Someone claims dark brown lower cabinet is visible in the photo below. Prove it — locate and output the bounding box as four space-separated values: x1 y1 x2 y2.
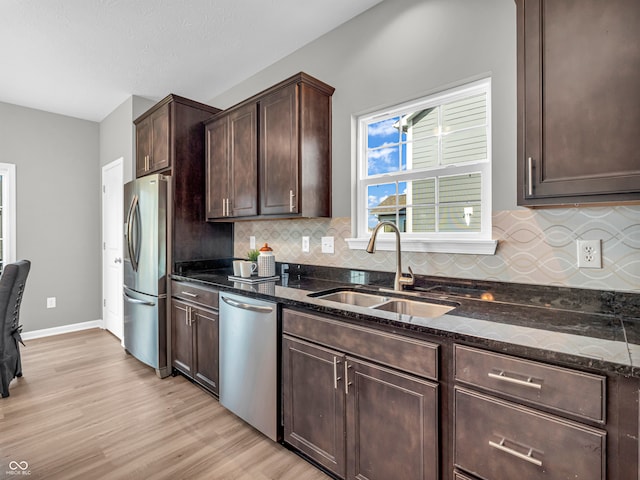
282 336 346 476
283 333 438 480
346 357 438 480
454 388 605 480
171 298 219 395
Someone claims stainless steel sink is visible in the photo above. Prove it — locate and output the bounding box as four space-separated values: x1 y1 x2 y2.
315 291 391 307
373 299 456 317
311 288 457 319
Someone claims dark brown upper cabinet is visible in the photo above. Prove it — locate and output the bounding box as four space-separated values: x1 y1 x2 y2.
135 102 170 177
205 102 258 219
134 95 234 265
134 95 219 178
205 72 334 221
517 0 640 207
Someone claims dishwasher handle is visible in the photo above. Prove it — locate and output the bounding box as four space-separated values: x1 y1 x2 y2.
221 295 274 314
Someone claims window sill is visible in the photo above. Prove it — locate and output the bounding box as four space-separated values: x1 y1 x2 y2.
345 237 498 255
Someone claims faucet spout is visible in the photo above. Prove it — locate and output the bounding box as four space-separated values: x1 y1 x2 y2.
366 221 414 291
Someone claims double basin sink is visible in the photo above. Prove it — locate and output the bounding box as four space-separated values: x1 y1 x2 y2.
309 288 459 319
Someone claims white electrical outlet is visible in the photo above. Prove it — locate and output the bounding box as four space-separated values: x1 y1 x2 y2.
47 297 56 309
577 239 602 269
249 236 256 250
302 236 310 253
321 236 334 254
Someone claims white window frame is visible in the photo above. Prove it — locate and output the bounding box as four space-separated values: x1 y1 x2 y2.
347 78 497 255
0 163 17 268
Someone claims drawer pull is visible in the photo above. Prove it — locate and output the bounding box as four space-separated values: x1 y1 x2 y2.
180 291 198 298
489 438 542 467
488 371 542 390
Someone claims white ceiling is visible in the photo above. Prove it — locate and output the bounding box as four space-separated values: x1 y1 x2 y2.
0 0 383 122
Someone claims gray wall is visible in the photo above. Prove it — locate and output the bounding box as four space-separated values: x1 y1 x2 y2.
208 0 517 216
0 101 100 332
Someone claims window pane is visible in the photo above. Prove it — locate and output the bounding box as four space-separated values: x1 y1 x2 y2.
438 203 481 232
438 173 481 232
367 182 405 231
442 93 486 131
405 179 435 233
367 182 397 229
367 145 400 175
410 136 439 169
367 117 400 149
439 173 481 203
406 178 435 205
442 126 487 165
407 205 436 233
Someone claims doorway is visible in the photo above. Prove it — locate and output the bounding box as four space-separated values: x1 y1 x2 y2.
102 158 124 341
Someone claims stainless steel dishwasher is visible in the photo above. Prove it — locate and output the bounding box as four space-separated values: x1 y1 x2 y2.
219 292 278 441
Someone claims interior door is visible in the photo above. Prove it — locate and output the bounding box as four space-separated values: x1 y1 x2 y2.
102 158 124 341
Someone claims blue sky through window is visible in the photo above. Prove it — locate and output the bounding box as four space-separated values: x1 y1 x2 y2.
366 116 409 228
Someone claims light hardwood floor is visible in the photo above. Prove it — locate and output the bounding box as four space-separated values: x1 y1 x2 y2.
0 329 330 480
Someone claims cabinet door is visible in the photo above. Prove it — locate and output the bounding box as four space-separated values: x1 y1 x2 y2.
149 104 170 173
136 104 170 177
192 307 219 395
135 117 151 178
171 300 193 375
205 116 230 219
518 0 640 205
229 103 258 217
282 336 346 478
259 83 299 215
346 357 438 480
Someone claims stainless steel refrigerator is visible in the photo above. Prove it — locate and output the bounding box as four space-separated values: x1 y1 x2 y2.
123 174 169 378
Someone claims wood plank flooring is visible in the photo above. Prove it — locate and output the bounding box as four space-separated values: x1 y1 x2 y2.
0 329 330 480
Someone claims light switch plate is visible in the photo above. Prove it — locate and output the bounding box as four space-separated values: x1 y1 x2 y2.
249 236 256 250
302 236 310 253
321 236 334 254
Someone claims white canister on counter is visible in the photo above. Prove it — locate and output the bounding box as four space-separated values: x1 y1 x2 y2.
258 243 276 277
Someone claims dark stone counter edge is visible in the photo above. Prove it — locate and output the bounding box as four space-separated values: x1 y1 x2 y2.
171 270 640 379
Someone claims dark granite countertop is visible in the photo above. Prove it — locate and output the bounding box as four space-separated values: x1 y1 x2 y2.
171 261 640 378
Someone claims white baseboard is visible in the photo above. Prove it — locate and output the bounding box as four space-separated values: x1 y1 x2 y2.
21 319 104 341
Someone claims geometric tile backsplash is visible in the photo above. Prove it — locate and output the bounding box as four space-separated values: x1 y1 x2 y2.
234 206 640 293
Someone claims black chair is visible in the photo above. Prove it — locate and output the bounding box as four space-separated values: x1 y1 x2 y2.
0 260 31 398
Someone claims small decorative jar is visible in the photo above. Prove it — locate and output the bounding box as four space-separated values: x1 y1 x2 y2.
258 243 276 277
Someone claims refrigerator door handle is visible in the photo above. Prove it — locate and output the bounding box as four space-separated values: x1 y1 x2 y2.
127 194 141 272
125 194 135 270
123 289 155 307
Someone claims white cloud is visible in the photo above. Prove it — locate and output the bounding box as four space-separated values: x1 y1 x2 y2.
368 118 398 137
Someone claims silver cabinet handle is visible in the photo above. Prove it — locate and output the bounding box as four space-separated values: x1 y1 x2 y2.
289 190 295 213
527 157 533 196
227 198 231 217
488 371 542 390
221 296 273 314
333 356 342 390
489 438 542 467
344 361 352 395
180 291 198 298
